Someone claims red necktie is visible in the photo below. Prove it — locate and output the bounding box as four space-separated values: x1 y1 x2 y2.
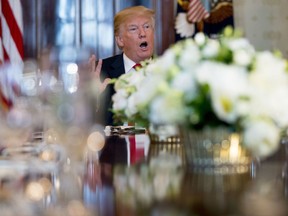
133 63 142 70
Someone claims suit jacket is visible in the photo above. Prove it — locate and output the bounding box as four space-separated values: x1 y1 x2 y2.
96 53 125 126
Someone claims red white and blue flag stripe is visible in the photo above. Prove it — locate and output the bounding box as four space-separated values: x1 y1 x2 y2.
0 0 24 65
0 0 24 111
187 0 210 23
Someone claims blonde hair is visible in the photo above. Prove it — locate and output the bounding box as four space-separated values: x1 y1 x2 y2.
114 6 155 36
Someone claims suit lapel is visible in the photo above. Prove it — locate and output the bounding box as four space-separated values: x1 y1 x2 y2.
108 54 125 79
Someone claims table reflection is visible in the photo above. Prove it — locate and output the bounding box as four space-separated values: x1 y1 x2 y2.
83 160 114 216
1 129 288 216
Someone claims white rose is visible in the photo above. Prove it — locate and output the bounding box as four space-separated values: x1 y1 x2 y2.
133 75 161 107
114 72 132 90
129 70 146 87
125 93 138 117
248 86 288 128
201 39 220 58
254 52 287 78
233 49 253 66
243 119 280 159
195 62 249 123
112 89 128 111
149 90 185 124
178 40 201 68
194 32 206 46
171 70 197 101
225 38 255 53
156 48 177 71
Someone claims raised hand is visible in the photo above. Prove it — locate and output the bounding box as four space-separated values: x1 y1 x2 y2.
89 54 111 94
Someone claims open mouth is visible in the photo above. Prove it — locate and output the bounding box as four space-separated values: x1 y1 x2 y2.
140 41 148 48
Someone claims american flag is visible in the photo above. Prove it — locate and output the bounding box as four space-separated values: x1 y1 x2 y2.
0 0 24 65
0 0 24 111
187 0 210 23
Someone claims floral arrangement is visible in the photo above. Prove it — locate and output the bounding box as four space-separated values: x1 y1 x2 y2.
112 27 288 158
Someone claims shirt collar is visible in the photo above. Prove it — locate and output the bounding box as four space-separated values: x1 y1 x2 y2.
123 54 136 73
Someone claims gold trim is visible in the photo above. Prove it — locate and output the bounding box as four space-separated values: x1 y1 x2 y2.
177 0 190 11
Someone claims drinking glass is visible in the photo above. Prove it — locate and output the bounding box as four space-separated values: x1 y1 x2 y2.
38 46 107 205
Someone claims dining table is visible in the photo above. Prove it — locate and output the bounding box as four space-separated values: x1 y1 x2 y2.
1 126 288 216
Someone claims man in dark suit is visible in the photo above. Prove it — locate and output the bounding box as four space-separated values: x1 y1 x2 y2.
89 6 155 126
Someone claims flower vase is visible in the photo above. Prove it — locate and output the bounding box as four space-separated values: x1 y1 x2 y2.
180 168 254 215
181 127 253 171
147 124 185 165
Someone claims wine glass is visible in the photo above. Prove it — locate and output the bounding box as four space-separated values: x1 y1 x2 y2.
0 60 43 149
38 46 107 207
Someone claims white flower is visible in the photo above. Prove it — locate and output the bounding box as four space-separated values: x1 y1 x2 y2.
112 89 128 111
268 87 288 127
250 52 288 88
125 93 138 117
114 73 131 91
194 62 250 122
243 119 280 158
132 75 160 108
129 69 146 87
202 64 249 123
112 28 288 159
233 49 254 66
171 70 197 101
194 32 206 46
149 90 185 124
253 51 286 76
225 37 254 53
178 40 201 68
248 86 288 127
155 48 177 72
201 39 220 58
247 52 288 127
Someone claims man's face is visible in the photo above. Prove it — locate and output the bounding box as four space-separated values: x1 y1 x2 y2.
116 15 154 63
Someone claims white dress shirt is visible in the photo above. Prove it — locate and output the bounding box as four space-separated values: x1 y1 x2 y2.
123 54 137 73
